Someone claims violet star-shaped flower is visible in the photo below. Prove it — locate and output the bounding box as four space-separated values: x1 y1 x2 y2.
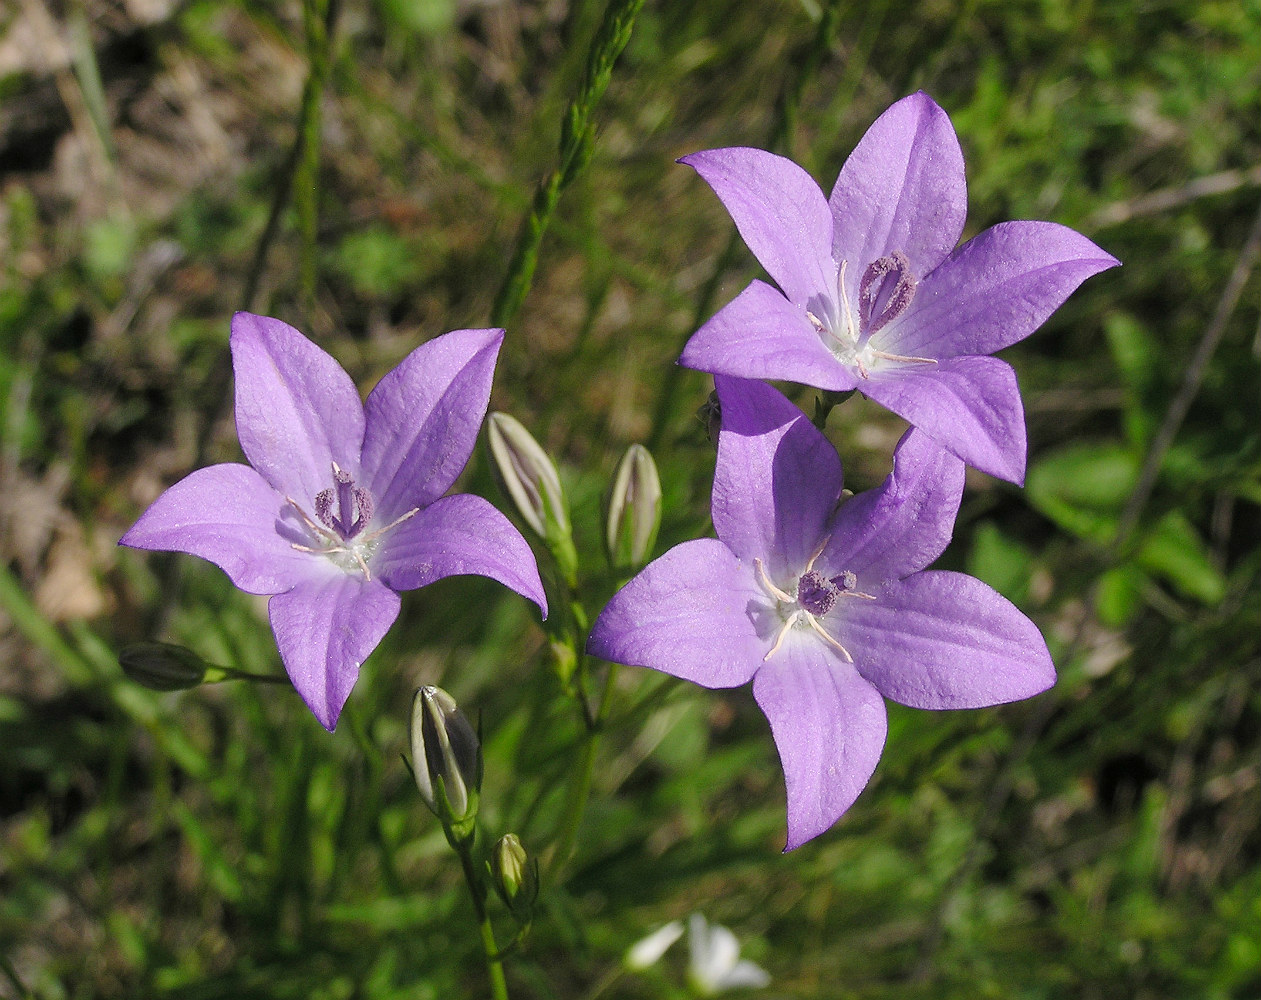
121 313 547 730
587 375 1054 849
678 91 1120 484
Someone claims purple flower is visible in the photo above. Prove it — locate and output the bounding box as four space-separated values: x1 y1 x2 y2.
678 91 1120 484
121 313 547 730
587 376 1054 849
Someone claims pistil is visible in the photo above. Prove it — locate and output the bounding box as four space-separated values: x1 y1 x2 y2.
283 463 420 580
753 541 875 663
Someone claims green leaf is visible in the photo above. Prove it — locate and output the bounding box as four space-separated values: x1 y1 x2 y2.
1026 441 1138 544
966 521 1033 605
1135 509 1227 604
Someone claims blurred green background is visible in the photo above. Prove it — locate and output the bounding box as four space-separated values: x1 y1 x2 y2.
2 0 1260 996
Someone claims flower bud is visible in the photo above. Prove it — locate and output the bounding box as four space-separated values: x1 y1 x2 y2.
118 641 209 691
605 444 661 573
490 833 538 920
410 686 482 833
487 412 578 586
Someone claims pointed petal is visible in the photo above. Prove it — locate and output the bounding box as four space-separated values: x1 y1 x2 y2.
374 492 546 615
120 464 316 595
826 429 965 581
830 92 966 278
679 280 858 391
753 638 887 850
690 917 742 988
587 538 767 689
681 148 836 306
712 376 844 577
361 328 504 521
231 312 366 501
268 570 400 730
886 221 1121 358
861 355 1027 484
721 961 772 990
847 570 1055 709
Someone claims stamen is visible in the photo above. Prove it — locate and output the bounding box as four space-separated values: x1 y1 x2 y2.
360 506 420 544
836 260 856 343
754 558 795 603
764 611 802 661
858 251 916 341
802 536 829 573
286 496 340 544
806 615 853 662
870 349 937 366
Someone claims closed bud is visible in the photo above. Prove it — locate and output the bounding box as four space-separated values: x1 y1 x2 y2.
490 833 538 920
119 641 209 691
487 412 578 586
410 686 482 835
605 444 662 573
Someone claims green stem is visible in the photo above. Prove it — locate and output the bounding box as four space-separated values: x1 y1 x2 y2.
545 658 619 884
296 0 331 312
490 0 645 328
647 1 843 448
456 839 509 1000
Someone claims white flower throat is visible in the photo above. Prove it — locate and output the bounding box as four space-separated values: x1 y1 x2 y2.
285 463 418 580
806 250 938 378
755 539 875 662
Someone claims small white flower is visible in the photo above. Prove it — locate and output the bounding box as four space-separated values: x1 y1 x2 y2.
686 913 770 995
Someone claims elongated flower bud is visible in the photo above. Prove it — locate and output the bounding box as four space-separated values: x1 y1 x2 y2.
487 412 578 586
605 443 662 573
487 412 569 538
490 833 538 921
410 686 482 834
119 641 209 691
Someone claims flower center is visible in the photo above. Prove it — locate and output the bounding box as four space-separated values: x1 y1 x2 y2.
315 466 373 541
805 250 937 378
285 463 418 580
754 544 874 663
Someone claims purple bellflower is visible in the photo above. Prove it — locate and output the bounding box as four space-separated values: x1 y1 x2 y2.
121 313 547 730
678 91 1120 484
587 376 1054 849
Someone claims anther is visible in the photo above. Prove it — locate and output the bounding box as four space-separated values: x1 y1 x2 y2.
858 251 916 338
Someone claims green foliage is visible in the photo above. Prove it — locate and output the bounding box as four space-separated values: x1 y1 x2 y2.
3 0 1260 997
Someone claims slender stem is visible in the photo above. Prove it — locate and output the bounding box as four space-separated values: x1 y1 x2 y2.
648 2 844 448
1114 195 1261 552
545 724 598 884
456 839 509 1000
545 656 620 884
297 0 330 312
490 0 645 327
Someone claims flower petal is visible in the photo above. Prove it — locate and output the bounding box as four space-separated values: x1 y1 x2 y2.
753 636 887 850
861 355 1027 484
885 220 1121 358
269 570 401 730
231 312 366 501
587 538 767 689
830 92 966 279
681 147 836 306
846 570 1055 709
361 328 504 521
679 280 858 391
689 915 741 989
826 429 965 582
374 492 546 616
119 464 315 595
713 375 844 577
